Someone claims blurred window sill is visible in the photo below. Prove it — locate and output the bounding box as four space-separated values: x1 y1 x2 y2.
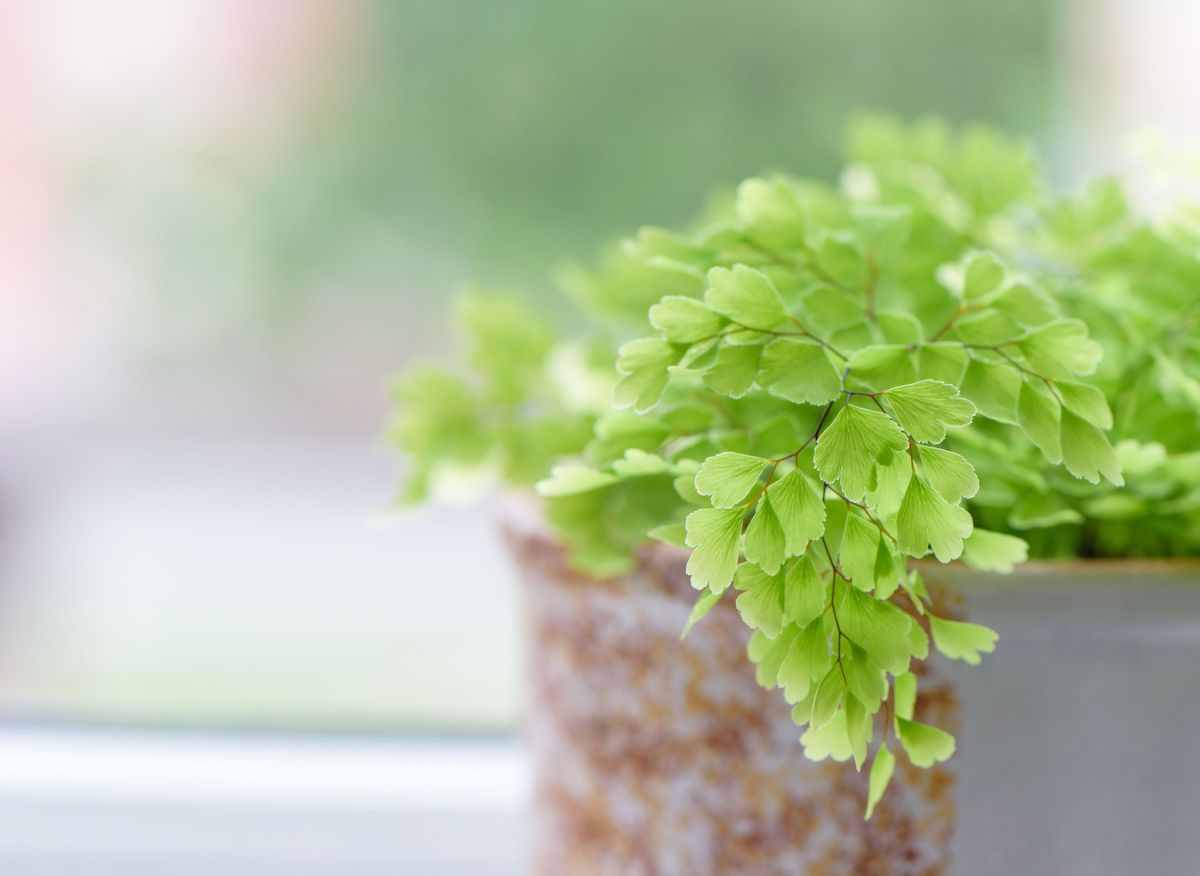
0 726 526 875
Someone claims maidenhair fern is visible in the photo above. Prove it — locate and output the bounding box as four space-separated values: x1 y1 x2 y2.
391 116 1200 815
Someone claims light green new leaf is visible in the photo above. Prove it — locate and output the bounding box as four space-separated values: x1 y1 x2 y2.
844 692 872 770
866 744 896 820
1017 319 1102 378
695 452 768 508
757 338 841 405
701 342 763 398
918 342 968 384
765 469 826 554
840 513 881 590
649 296 725 343
844 644 886 709
734 562 787 636
814 404 908 501
705 265 787 331
737 177 806 250
1009 492 1084 530
956 309 1022 346
962 251 1006 303
836 584 914 672
648 521 687 548
895 718 956 768
1061 409 1124 486
917 445 979 503
783 555 828 627
680 589 723 639
846 345 917 391
873 540 901 600
897 475 974 562
1057 380 1113 430
778 617 831 703
684 507 744 592
536 466 618 497
748 627 796 689
614 338 682 412
744 497 787 574
809 666 845 730
962 528 1029 572
884 380 975 443
893 671 917 720
992 281 1059 327
801 709 853 762
929 616 998 665
960 357 1021 424
1017 378 1062 463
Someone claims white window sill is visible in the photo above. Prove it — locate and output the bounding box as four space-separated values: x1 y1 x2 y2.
0 726 527 875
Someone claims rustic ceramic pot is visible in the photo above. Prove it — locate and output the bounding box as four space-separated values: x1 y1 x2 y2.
926 561 1200 875
501 498 1200 875
501 499 958 876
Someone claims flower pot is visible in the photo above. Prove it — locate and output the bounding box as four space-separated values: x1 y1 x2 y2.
501 495 1200 874
500 498 958 876
923 560 1200 875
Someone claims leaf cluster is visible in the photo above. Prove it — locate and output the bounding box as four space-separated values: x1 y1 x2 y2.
393 117 1200 816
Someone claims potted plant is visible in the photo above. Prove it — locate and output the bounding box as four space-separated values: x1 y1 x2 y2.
391 116 1200 875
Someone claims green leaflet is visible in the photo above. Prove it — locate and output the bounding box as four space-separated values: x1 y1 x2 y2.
809 666 846 730
1056 381 1113 430
702 343 763 398
918 342 968 384
734 563 788 636
960 357 1020 424
917 445 979 503
814 404 908 501
614 337 683 412
684 507 744 592
895 717 956 768
962 529 1029 572
1017 378 1062 464
748 627 796 690
784 555 829 626
844 644 886 709
705 265 788 331
835 583 914 672
929 616 998 665
649 296 725 343
884 380 975 443
735 555 827 637
694 452 768 507
840 513 881 590
865 744 896 820
847 345 917 391
893 671 917 720
737 177 807 250
681 590 723 639
801 708 852 762
757 338 842 405
765 469 826 554
897 475 974 562
1061 409 1124 486
961 251 1006 303
778 617 832 703
1017 319 1102 378
536 466 619 496
744 497 787 574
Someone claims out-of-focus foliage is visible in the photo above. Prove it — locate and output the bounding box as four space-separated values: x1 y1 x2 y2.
394 116 1200 815
83 0 1056 353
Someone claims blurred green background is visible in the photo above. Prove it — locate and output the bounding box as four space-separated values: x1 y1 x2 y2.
4 0 1073 731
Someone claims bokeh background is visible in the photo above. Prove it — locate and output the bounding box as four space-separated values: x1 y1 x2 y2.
0 0 1197 871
